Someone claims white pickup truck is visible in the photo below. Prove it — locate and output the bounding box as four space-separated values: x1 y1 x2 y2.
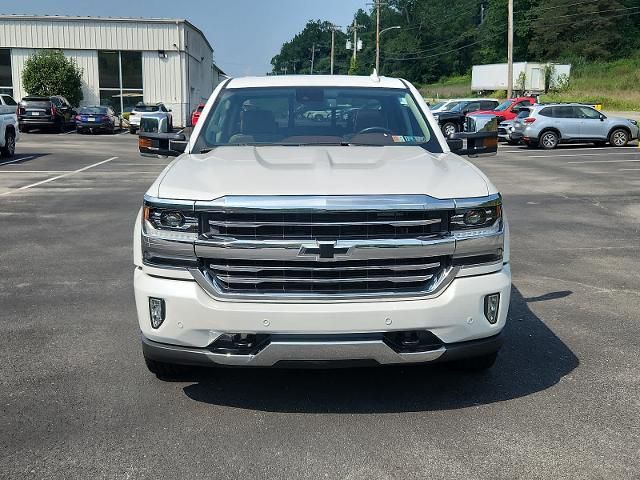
0 93 19 158
134 75 510 378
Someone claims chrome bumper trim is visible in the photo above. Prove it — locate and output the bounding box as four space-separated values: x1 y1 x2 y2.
142 336 446 366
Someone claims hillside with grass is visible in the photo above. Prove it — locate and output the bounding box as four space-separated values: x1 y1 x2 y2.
420 56 640 111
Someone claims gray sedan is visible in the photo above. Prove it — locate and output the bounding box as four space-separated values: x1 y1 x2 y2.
511 104 638 149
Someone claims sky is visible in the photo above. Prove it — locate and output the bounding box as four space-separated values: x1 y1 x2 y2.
1 0 368 76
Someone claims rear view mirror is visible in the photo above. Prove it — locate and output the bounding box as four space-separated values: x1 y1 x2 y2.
447 114 498 157
139 132 187 157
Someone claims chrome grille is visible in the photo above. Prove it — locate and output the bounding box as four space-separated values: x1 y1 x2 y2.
203 210 447 240
204 257 448 295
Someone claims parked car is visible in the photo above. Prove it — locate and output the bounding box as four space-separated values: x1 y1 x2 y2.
75 106 121 134
429 98 466 114
0 93 19 158
134 74 510 378
498 120 515 143
18 95 76 133
511 104 639 149
433 99 499 136
129 103 172 134
469 96 536 123
191 103 205 126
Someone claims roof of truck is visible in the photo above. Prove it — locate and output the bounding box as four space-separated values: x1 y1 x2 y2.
226 75 408 89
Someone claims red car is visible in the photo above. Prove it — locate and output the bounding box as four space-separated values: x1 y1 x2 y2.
191 103 205 126
468 96 537 122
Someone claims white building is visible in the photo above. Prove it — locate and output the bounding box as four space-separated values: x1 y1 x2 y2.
0 15 225 127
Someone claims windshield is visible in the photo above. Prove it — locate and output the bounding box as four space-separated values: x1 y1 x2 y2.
494 100 512 111
134 105 159 112
430 101 445 110
194 86 441 152
441 101 461 112
80 106 108 114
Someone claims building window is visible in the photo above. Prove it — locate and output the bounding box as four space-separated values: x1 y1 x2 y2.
98 50 143 113
0 49 13 97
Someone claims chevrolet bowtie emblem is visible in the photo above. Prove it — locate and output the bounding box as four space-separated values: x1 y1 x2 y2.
299 241 351 260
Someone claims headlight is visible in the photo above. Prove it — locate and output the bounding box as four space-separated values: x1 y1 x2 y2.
451 205 501 231
141 197 199 268
143 200 198 241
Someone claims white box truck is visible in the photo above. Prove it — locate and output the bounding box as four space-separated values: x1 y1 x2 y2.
472 62 571 94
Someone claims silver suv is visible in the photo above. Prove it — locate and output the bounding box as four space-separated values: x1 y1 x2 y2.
511 104 639 149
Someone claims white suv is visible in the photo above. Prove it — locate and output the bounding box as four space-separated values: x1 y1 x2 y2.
128 102 172 134
0 93 19 158
134 75 511 377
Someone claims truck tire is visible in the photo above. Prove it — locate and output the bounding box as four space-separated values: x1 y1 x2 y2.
1 130 16 158
144 356 192 379
609 128 629 147
448 352 498 372
129 126 137 135
441 122 457 137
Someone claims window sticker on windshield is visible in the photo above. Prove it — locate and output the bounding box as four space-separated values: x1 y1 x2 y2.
392 135 426 143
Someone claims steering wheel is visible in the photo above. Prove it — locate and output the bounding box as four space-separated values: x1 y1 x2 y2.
356 126 393 135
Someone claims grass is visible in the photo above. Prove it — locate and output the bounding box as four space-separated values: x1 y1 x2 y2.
420 56 640 111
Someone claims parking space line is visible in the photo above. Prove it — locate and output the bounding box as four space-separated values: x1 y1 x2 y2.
0 170 70 173
0 156 35 167
528 152 640 158
0 156 118 196
566 159 640 164
618 168 640 171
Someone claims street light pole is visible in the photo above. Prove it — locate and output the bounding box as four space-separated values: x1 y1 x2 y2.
377 26 401 74
376 0 381 73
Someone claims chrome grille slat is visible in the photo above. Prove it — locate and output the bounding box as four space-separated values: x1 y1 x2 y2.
210 261 441 273
215 274 434 285
208 219 441 228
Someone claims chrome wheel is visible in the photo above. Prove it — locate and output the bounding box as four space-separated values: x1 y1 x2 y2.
540 131 558 149
442 123 457 137
610 129 628 147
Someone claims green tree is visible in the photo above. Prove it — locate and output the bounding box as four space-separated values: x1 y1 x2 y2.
22 50 83 106
348 56 359 75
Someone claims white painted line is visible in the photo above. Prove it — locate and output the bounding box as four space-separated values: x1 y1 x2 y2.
566 159 640 164
618 168 640 171
0 156 118 196
529 152 640 158
0 170 70 173
0 155 35 167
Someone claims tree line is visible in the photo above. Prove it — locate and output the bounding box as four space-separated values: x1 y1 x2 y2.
271 0 640 84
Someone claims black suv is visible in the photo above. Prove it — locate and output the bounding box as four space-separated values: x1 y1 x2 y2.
18 96 77 133
433 99 499 137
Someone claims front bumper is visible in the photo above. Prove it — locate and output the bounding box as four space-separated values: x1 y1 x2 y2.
134 264 511 365
142 331 504 367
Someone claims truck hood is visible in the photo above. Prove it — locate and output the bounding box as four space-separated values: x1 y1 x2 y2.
152 146 492 200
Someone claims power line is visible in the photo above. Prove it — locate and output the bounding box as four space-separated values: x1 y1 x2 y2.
385 9 640 61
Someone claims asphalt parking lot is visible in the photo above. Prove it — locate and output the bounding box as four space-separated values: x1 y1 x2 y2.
1 131 639 479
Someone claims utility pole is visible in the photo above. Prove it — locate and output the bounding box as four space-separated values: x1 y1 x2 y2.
329 24 341 75
309 43 320 74
480 3 485 24
507 0 514 98
376 1 381 73
349 20 364 61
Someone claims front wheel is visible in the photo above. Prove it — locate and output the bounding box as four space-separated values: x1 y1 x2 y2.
609 128 629 147
1 130 16 158
441 122 457 137
539 131 559 149
448 352 498 372
129 126 137 134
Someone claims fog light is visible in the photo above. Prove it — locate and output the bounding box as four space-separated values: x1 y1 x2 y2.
484 293 500 324
149 297 166 329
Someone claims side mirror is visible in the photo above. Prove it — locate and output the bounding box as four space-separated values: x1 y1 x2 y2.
448 114 498 157
599 114 605 121
139 131 187 157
